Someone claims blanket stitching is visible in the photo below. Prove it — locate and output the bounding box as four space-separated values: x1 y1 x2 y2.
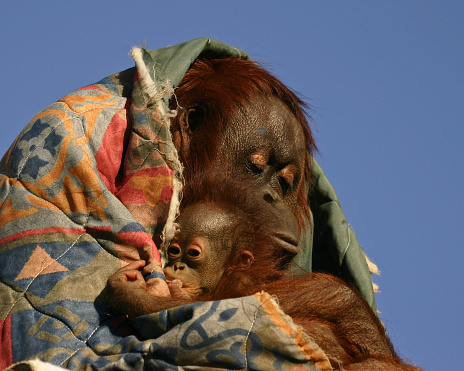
1 205 115 360
58 318 105 367
2 219 88 321
244 301 260 370
341 224 351 257
3 98 112 211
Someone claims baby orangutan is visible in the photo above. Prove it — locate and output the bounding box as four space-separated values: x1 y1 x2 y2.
107 172 421 371
107 171 299 312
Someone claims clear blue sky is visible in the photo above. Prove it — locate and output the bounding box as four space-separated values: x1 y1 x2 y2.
2 2 463 370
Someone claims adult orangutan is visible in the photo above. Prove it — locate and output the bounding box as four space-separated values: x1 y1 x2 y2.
107 172 421 371
166 56 366 292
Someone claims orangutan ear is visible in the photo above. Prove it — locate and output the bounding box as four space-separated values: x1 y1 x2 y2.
237 250 254 269
173 106 203 158
179 106 203 135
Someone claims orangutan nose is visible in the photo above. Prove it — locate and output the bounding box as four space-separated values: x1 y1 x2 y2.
262 185 280 204
173 262 186 271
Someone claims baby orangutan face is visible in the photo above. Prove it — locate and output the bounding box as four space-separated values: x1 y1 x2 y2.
164 202 252 298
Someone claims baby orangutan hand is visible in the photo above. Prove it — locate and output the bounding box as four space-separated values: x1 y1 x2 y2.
106 260 192 317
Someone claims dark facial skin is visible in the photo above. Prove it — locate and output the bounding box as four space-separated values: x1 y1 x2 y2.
164 203 244 298
163 185 300 298
107 189 299 315
217 97 306 211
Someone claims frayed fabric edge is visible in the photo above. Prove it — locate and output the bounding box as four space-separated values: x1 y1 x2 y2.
131 46 184 266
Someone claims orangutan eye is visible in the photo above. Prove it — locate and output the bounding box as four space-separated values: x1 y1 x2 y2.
168 246 181 257
279 177 291 195
248 151 269 174
279 166 295 189
248 162 264 175
250 153 267 168
187 247 201 258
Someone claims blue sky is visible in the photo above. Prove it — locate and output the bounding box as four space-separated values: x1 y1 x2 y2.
1 2 463 369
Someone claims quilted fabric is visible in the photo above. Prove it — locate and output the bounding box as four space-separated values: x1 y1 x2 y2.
0 37 374 370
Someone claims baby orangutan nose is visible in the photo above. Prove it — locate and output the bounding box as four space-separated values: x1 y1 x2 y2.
173 262 186 271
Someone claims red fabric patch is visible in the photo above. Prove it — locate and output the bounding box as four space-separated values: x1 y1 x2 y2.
133 71 140 83
0 316 13 369
0 227 86 245
116 167 173 205
95 111 129 194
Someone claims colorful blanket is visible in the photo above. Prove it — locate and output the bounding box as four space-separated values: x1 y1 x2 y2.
0 38 375 370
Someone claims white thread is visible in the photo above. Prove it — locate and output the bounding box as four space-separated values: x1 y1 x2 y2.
244 301 260 370
1 214 90 322
131 47 177 117
131 46 185 262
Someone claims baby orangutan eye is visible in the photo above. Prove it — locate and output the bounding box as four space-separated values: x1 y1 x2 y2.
168 246 181 257
186 246 201 258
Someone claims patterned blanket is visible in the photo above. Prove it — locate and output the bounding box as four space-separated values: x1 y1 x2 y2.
0 38 375 370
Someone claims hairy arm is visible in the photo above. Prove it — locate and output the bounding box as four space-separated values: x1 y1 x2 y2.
106 261 193 317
